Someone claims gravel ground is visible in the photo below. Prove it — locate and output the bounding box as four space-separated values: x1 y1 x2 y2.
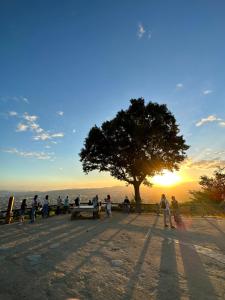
0 212 225 300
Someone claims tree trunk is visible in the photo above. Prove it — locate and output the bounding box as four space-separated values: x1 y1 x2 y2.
133 182 141 213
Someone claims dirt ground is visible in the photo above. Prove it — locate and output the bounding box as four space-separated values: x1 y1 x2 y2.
0 212 225 300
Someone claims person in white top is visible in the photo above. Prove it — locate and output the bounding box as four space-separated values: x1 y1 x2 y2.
105 194 112 217
159 194 175 228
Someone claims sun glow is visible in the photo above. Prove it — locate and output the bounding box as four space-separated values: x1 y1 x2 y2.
152 170 181 186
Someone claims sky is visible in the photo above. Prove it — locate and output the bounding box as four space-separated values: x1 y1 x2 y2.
0 0 225 191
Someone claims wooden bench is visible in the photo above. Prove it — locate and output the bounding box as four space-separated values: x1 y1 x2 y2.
71 205 101 220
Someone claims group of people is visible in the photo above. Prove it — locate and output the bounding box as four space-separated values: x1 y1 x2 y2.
18 193 180 226
19 193 114 223
19 194 82 224
159 194 180 229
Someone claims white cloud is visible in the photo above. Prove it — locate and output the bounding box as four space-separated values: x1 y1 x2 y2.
33 132 64 141
23 112 38 122
29 122 44 133
8 111 18 117
72 129 76 133
22 97 29 104
2 148 53 160
57 111 64 116
15 112 64 142
33 133 50 141
51 132 64 138
195 115 221 127
45 145 51 149
219 121 225 127
203 89 213 95
137 23 146 38
176 83 183 89
16 123 29 132
0 96 29 104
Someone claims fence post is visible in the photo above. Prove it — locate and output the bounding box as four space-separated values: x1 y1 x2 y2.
5 196 14 224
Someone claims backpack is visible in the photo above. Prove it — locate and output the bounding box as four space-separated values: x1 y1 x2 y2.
161 200 166 209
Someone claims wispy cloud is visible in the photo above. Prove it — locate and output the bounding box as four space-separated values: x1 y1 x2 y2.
33 132 64 141
176 83 183 89
8 111 18 117
219 121 225 127
202 89 213 95
0 96 29 104
185 158 225 169
16 123 29 132
23 112 38 122
195 115 221 127
22 97 29 104
137 23 146 38
2 148 54 160
15 112 64 141
72 129 76 133
57 111 64 116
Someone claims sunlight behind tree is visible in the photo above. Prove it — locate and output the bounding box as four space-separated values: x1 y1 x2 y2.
152 170 181 186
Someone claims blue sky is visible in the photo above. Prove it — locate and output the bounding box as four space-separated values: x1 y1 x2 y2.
0 0 225 190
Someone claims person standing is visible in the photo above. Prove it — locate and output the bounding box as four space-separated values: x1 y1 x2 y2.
56 196 62 215
159 194 175 229
20 199 27 224
105 194 112 217
171 196 180 223
64 196 70 213
75 194 81 207
42 195 49 218
30 195 38 223
123 196 130 213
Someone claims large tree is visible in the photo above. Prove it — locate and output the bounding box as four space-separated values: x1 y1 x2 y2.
80 98 189 211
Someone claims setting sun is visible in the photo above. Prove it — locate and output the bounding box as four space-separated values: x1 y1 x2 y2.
152 170 181 186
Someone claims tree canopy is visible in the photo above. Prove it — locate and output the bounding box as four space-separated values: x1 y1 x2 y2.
80 98 189 209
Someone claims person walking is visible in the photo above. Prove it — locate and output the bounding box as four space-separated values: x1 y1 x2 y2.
159 194 175 229
30 195 38 223
19 199 27 224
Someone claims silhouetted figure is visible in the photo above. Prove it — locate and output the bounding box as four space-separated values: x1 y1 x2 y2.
56 196 62 215
64 196 70 213
20 199 27 224
74 194 81 207
92 195 99 208
171 196 181 224
30 195 38 223
42 195 49 218
123 196 130 213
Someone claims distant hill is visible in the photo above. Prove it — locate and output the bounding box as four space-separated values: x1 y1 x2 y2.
0 181 199 210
